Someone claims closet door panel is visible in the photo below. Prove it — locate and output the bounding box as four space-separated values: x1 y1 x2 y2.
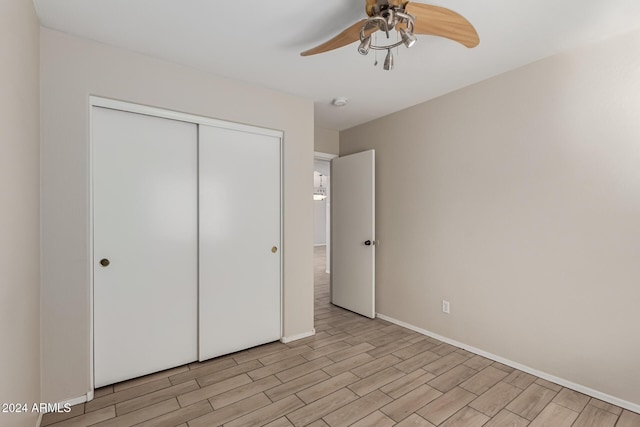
199 125 281 361
93 107 198 387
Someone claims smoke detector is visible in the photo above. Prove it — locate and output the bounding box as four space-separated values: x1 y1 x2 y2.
332 97 348 107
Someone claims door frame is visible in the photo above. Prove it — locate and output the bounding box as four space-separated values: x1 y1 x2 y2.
88 96 284 394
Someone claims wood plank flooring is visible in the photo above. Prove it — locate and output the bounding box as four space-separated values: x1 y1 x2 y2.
43 247 640 426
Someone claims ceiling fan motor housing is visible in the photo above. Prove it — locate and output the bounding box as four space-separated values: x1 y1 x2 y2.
366 0 407 16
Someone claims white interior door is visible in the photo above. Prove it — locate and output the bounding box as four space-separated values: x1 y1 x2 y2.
93 107 198 388
331 150 375 318
198 125 281 361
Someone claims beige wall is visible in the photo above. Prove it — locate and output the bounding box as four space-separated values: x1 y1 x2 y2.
40 28 314 403
314 127 339 155
0 1 41 426
341 29 640 407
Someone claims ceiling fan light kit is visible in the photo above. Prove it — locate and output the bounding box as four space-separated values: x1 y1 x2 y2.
359 9 416 50
358 36 372 55
300 0 479 71
399 28 417 48
356 7 416 70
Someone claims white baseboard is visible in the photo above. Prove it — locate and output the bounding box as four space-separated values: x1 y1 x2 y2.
281 329 316 343
313 243 327 247
35 391 92 427
62 392 91 406
376 313 640 414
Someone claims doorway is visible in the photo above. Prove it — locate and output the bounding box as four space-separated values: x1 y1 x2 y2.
313 149 376 319
313 153 336 308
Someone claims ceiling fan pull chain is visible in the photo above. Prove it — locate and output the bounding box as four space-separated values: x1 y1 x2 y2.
373 33 378 66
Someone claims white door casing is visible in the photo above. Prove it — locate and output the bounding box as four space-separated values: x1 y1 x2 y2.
93 107 198 388
198 125 282 361
331 150 375 318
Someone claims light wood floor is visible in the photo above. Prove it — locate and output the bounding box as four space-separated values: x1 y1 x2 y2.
43 247 640 426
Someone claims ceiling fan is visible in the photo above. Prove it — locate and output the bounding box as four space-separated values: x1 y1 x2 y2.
301 0 479 70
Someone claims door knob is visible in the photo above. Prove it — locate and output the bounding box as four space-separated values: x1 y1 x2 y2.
99 258 110 267
364 240 372 246
271 246 278 253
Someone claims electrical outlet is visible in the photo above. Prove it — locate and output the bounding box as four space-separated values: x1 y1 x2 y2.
442 300 450 314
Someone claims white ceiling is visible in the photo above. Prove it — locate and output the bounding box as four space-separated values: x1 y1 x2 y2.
34 0 640 131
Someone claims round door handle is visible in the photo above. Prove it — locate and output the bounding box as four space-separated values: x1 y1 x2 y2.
99 258 110 267
364 240 372 246
271 246 278 253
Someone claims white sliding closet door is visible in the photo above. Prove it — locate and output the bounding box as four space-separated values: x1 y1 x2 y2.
93 107 198 388
199 125 281 361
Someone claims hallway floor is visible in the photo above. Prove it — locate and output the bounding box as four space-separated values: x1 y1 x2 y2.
42 246 640 426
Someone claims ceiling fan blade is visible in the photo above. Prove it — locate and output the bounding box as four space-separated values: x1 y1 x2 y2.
301 19 374 56
405 2 479 48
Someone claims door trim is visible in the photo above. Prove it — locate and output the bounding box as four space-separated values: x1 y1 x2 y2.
314 151 338 161
91 97 284 138
88 96 284 395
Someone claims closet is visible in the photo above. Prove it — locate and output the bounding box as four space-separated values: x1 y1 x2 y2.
92 104 282 388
